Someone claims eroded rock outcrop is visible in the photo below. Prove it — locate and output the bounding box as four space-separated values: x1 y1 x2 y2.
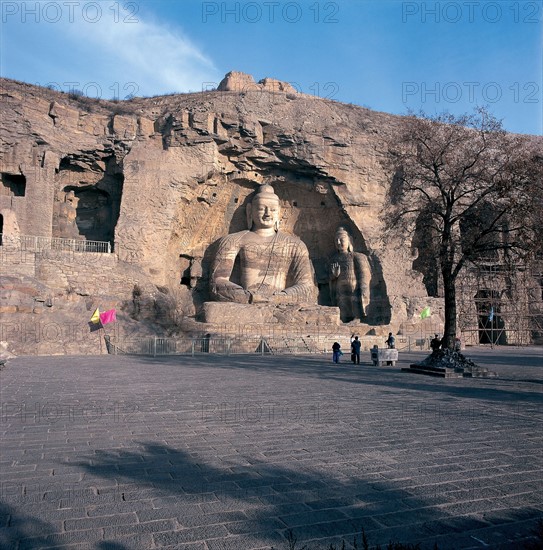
217 71 298 94
0 72 469 354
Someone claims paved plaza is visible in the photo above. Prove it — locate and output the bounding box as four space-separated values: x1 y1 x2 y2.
1 347 542 549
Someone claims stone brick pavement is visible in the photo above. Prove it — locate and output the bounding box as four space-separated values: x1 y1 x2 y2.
0 347 542 549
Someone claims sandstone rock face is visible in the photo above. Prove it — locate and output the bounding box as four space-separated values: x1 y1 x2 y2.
4 72 534 354
202 302 339 327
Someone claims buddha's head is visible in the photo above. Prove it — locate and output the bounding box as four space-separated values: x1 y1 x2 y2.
335 226 353 253
247 184 281 232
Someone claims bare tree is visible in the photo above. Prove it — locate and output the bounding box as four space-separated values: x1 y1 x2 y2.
382 108 540 349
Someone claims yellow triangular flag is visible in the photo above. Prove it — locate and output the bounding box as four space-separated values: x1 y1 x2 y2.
90 308 101 324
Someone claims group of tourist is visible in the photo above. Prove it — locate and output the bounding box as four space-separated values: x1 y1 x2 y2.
333 337 361 364
332 332 461 364
332 332 395 365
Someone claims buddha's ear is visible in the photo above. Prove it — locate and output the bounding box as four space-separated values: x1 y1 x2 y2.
246 203 253 230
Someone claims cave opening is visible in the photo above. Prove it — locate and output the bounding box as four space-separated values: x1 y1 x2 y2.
1 173 26 197
72 187 114 243
55 154 124 249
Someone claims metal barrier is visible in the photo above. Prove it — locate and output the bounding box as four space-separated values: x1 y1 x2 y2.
106 334 434 357
106 336 326 357
395 336 431 351
1 234 111 253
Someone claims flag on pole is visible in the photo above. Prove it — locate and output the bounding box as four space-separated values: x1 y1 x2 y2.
488 307 494 322
90 308 101 324
420 306 431 319
99 309 117 325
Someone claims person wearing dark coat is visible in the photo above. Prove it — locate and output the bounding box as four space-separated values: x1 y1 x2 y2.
332 341 341 363
431 334 442 353
351 336 361 364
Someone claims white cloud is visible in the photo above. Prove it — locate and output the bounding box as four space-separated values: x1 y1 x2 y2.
36 1 223 98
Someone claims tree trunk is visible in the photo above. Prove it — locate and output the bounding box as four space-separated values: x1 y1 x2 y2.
442 273 457 349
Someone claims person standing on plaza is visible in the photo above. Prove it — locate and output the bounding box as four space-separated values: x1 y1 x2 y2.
349 333 356 362
351 335 361 364
332 341 342 364
384 332 395 365
431 334 442 353
385 332 395 349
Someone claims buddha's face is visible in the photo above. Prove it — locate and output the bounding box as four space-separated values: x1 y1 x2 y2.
252 196 280 230
335 232 351 253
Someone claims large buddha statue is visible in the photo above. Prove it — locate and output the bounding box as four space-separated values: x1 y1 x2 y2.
210 184 317 304
329 226 372 322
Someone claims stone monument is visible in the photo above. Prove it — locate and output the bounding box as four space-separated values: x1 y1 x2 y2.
210 184 317 305
329 226 372 323
57 190 80 239
203 184 335 326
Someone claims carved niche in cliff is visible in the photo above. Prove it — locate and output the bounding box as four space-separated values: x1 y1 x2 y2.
209 184 318 305
53 155 124 245
328 226 372 323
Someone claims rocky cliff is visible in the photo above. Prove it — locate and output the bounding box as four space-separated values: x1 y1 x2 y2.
1 72 447 355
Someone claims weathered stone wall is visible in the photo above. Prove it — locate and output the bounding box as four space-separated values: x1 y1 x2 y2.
0 248 165 355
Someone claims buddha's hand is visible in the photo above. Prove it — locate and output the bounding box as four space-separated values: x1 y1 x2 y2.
215 284 251 303
331 262 341 278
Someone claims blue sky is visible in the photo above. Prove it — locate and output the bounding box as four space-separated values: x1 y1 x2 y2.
1 0 541 135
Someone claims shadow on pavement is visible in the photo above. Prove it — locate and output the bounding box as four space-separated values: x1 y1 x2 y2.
70 441 442 548
0 501 132 550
